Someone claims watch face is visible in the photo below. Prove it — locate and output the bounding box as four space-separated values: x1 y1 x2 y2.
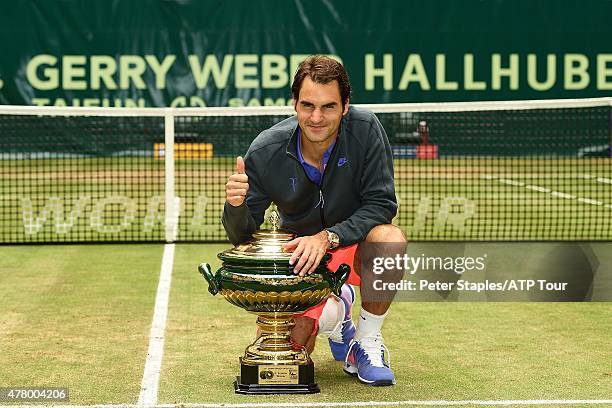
328 231 339 248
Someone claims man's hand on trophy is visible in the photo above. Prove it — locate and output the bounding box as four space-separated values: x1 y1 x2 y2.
283 231 330 276
226 156 249 207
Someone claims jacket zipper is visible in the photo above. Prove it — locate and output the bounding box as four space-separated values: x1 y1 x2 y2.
287 128 341 229
318 190 325 226
318 140 340 228
287 157 331 229
289 154 325 227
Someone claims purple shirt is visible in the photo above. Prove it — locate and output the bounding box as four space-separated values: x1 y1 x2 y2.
296 129 336 187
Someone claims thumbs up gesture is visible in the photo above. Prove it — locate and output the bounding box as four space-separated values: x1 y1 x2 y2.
226 156 250 207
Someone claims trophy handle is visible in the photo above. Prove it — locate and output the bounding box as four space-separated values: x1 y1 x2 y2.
198 263 219 295
327 263 350 297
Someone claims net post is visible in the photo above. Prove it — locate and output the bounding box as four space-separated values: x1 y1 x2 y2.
609 102 612 158
164 108 179 242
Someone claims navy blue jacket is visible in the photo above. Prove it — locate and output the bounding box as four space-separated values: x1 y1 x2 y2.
222 106 397 246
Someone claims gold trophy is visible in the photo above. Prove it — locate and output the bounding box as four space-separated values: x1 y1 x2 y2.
199 211 350 394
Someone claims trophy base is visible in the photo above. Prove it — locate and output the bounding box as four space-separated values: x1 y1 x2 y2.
234 377 320 394
234 361 319 394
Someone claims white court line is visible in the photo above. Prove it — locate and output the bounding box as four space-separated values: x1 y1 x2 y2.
137 243 175 407
582 175 612 184
498 179 525 187
3 399 611 408
577 197 603 206
481 174 593 180
481 175 612 208
595 177 612 185
550 191 576 200
525 185 551 193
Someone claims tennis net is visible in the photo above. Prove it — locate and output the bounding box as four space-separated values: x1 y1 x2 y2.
0 98 610 243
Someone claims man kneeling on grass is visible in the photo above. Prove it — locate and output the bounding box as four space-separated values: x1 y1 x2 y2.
223 55 406 386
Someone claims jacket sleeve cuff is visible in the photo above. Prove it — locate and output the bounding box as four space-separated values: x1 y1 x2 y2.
224 201 249 217
222 201 252 244
326 226 347 247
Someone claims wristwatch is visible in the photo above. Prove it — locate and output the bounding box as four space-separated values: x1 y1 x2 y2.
325 230 340 250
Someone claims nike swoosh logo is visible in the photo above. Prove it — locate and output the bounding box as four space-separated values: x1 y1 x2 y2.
338 157 348 167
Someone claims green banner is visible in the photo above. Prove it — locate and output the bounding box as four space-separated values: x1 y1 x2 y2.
1 0 611 107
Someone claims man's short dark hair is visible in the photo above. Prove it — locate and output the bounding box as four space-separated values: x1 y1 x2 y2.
291 55 352 106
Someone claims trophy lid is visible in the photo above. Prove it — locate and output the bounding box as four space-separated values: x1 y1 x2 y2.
220 210 295 261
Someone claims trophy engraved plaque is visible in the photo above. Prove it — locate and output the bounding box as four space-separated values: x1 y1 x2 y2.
199 211 350 394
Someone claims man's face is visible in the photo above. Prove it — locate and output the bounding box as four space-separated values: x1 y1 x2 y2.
293 76 349 145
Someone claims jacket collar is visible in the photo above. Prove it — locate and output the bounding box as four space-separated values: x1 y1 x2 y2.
286 121 300 160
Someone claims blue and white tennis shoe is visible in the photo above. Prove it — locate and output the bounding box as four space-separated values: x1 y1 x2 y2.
344 333 396 386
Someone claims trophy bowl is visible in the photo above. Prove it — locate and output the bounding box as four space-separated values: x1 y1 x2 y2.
198 212 350 394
